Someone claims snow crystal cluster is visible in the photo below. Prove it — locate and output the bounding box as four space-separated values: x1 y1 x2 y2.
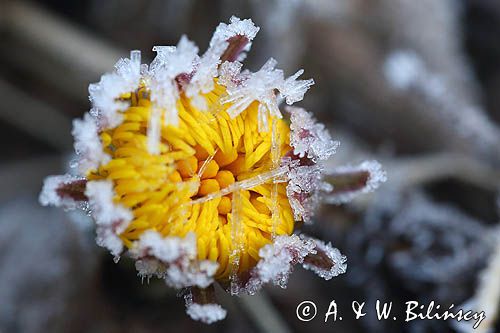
72 113 110 174
39 175 86 210
183 289 227 324
285 107 340 222
301 237 347 280
288 106 339 162
85 180 133 257
131 231 218 289
185 303 227 324
325 160 387 204
88 50 142 129
220 59 314 132
242 234 347 295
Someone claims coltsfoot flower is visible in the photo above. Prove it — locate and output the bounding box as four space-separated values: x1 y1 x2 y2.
40 16 386 323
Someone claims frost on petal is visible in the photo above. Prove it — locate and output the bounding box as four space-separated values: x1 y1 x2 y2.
130 231 218 289
186 40 228 110
72 113 110 174
280 69 315 105
286 164 332 223
287 106 339 162
210 16 260 62
147 36 200 152
302 237 347 280
186 303 227 324
184 286 227 324
85 180 133 257
324 160 387 204
218 61 243 88
166 258 218 289
242 235 316 295
220 58 284 126
89 50 142 129
39 175 87 210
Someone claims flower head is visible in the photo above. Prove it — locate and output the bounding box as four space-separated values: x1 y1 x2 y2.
40 16 385 323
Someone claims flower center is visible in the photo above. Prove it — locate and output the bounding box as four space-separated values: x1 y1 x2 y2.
88 82 295 279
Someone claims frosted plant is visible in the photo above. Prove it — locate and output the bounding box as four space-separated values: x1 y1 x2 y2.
40 16 385 323
383 49 500 154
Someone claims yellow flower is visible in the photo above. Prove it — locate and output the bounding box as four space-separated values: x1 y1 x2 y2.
88 82 294 280
40 16 386 324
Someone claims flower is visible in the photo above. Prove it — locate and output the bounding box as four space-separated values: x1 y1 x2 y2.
40 16 386 323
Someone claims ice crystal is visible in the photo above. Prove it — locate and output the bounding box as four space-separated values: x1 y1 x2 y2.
88 50 141 128
286 164 327 223
185 41 228 110
185 303 227 324
131 231 217 289
219 58 313 131
72 113 110 174
85 180 133 257
325 160 387 204
184 289 227 324
39 175 87 210
288 106 339 162
243 235 316 294
210 16 260 61
302 237 347 280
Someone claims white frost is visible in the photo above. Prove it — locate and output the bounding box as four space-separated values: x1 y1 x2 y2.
210 16 260 60
301 237 347 280
244 235 316 294
147 36 199 153
220 59 313 131
89 50 142 129
186 40 228 111
130 231 218 289
186 303 227 324
325 160 387 204
72 113 110 174
39 175 86 210
288 106 339 162
85 180 133 257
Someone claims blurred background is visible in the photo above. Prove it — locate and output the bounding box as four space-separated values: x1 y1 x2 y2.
1 0 500 332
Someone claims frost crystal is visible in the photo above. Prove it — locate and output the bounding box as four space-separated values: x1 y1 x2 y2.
72 113 110 174
186 40 228 110
185 303 227 324
131 231 218 289
286 164 329 223
302 237 347 280
39 175 86 210
89 50 141 128
184 289 227 324
288 106 339 162
210 16 260 61
85 180 133 257
280 70 315 105
243 235 316 294
220 59 313 131
148 36 199 152
325 160 387 204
